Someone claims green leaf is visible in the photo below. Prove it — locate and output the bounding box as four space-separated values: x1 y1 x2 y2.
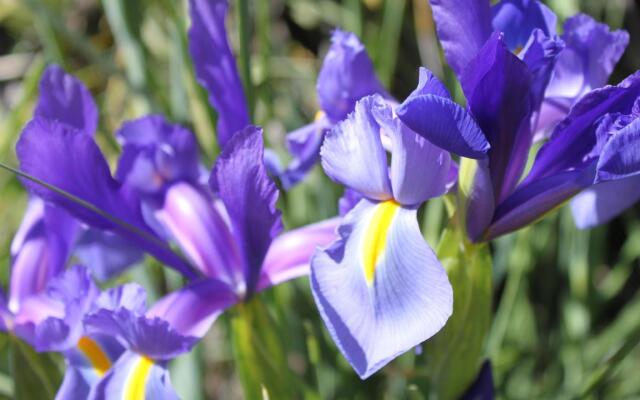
229 298 298 400
10 337 63 400
424 222 493 400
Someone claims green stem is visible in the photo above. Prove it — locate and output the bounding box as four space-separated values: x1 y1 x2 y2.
236 0 254 120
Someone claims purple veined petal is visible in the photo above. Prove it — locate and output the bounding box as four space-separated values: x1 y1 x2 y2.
595 118 640 182
374 106 451 206
460 361 495 400
9 199 78 312
526 72 640 183
155 183 243 289
279 118 330 189
93 284 148 315
74 228 144 282
464 159 496 242
461 32 533 203
405 67 451 100
396 92 489 160
210 126 283 297
320 95 393 200
317 29 386 123
147 278 238 338
56 365 91 400
446 161 459 192
258 217 340 291
310 199 452 379
545 14 629 102
571 175 640 229
35 65 98 135
115 115 201 196
486 169 592 240
491 0 557 52
16 117 197 278
88 351 179 400
429 0 492 78
188 0 249 148
521 30 565 112
85 307 198 360
63 334 125 392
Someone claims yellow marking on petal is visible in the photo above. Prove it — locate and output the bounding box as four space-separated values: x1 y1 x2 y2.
125 356 154 400
77 336 111 377
514 46 523 56
362 200 400 285
314 110 325 122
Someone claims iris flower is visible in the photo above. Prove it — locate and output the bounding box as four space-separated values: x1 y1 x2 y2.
311 82 488 377
398 0 638 240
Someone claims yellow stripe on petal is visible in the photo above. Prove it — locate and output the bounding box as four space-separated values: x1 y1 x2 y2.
314 110 325 122
77 336 111 377
125 356 154 400
362 200 400 285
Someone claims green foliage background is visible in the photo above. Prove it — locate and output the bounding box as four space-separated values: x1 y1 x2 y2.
0 0 638 398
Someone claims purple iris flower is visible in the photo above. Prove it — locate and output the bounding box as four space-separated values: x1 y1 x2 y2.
398 1 638 240
276 29 388 188
146 127 339 338
461 361 495 400
310 88 487 378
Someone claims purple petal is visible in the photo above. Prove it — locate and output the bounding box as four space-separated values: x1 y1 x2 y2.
396 94 489 160
491 0 557 52
465 159 496 242
74 228 144 281
486 170 591 239
571 175 640 229
460 361 495 400
63 334 125 390
210 126 283 296
188 0 249 148
521 30 565 112
85 308 197 360
89 351 179 400
258 218 339 291
405 68 451 100
429 0 492 77
56 366 91 400
93 284 148 315
339 188 364 216
526 71 640 183
16 117 196 278
9 199 77 311
147 279 238 338
115 115 200 196
279 120 328 189
596 118 640 181
155 183 243 288
461 32 533 202
320 95 393 200
374 107 451 205
311 199 452 378
317 29 386 123
35 65 98 135
545 14 629 102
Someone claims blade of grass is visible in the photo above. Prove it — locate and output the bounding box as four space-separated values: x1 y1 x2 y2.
374 0 406 87
236 0 254 120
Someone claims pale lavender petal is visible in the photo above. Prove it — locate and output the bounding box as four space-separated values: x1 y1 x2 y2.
571 175 640 229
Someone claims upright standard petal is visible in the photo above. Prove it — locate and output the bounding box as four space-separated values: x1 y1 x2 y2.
279 119 329 189
9 200 77 311
74 229 144 281
188 0 249 147
374 105 451 205
147 279 238 338
491 0 557 52
317 30 386 123
258 218 340 290
429 0 492 77
35 65 98 135
155 183 243 288
570 176 640 229
210 126 282 297
115 115 200 196
461 33 533 202
521 29 564 112
545 14 629 101
311 199 452 378
89 351 179 400
16 118 196 278
320 95 392 200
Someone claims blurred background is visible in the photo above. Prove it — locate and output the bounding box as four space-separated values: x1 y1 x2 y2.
0 0 639 398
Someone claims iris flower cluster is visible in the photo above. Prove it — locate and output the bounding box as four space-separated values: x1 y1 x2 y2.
2 0 638 398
